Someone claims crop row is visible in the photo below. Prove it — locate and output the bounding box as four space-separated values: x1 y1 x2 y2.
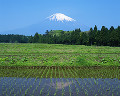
0 66 120 95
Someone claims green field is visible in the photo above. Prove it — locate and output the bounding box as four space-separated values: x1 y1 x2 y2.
0 44 120 96
0 43 120 66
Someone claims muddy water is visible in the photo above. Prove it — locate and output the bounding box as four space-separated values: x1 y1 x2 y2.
0 66 120 96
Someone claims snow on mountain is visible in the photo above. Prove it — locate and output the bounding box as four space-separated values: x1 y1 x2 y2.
47 13 75 22
1 13 89 35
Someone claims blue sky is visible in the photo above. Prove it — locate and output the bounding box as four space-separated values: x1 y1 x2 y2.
0 0 120 35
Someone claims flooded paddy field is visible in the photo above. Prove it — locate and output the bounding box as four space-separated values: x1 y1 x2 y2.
0 66 120 96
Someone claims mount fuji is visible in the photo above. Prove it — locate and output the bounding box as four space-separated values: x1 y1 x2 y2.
1 13 89 36
47 13 75 22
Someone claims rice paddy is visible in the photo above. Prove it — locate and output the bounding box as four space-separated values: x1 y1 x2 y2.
0 66 120 96
0 43 120 95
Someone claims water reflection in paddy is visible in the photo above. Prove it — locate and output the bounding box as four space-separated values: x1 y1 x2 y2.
0 66 120 96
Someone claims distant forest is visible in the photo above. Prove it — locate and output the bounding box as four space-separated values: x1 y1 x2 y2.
0 34 30 43
0 25 120 46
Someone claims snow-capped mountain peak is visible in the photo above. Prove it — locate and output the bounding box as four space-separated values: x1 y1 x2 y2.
47 13 75 22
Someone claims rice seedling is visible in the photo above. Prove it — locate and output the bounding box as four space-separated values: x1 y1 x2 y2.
50 67 53 82
58 73 65 96
7 78 17 94
39 67 51 95
39 69 45 86
0 66 120 95
44 68 54 95
53 67 59 96
67 67 80 95
41 67 48 78
24 88 29 95
46 86 52 96
39 83 46 95
58 67 68 95
84 89 88 96
70 68 82 89
46 66 50 79
61 68 72 96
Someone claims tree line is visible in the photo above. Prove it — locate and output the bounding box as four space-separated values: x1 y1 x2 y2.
29 25 120 46
0 25 120 46
0 34 29 43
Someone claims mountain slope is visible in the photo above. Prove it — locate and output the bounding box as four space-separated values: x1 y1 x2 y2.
1 13 90 36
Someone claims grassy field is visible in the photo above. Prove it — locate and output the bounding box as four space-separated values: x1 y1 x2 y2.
0 44 120 95
0 43 120 66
